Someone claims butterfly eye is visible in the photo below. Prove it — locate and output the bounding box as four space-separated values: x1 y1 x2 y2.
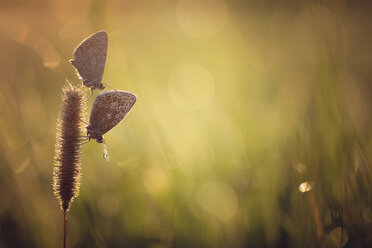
107 114 112 119
112 120 117 125
116 107 120 111
115 114 120 119
105 104 109 108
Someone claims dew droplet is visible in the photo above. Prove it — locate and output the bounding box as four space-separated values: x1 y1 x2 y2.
103 142 109 161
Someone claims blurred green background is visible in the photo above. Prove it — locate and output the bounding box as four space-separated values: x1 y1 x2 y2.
0 0 371 247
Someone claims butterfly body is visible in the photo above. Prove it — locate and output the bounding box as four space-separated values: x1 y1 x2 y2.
87 90 137 143
70 31 108 91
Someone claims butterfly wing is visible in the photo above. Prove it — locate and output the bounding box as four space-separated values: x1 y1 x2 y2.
89 90 137 136
70 31 108 86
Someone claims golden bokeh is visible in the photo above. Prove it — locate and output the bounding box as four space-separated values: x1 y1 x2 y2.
0 0 371 247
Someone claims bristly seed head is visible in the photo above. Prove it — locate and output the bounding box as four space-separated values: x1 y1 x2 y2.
53 83 86 211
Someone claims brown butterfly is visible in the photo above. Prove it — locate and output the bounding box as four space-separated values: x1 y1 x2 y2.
70 31 108 91
86 90 137 143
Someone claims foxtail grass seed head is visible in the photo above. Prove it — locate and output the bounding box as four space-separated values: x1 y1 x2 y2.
53 83 87 211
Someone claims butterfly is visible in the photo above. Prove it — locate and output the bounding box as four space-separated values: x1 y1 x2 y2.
86 90 137 143
70 30 108 91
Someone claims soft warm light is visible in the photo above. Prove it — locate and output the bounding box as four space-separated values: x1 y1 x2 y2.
176 0 229 38
0 16 61 69
144 166 169 196
195 181 238 222
168 63 215 110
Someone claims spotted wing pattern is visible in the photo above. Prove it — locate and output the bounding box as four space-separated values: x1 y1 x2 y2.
88 90 137 137
70 31 108 88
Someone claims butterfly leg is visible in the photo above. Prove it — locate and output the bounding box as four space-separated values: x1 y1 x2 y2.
85 88 94 100
79 118 88 125
105 83 113 90
80 140 91 145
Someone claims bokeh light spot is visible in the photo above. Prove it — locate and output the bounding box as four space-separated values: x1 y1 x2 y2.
42 49 61 68
144 167 169 196
0 16 61 69
177 0 229 38
195 181 238 222
296 163 306 174
299 181 314 193
168 63 215 110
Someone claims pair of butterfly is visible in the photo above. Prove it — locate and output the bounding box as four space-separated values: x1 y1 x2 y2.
70 30 136 144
